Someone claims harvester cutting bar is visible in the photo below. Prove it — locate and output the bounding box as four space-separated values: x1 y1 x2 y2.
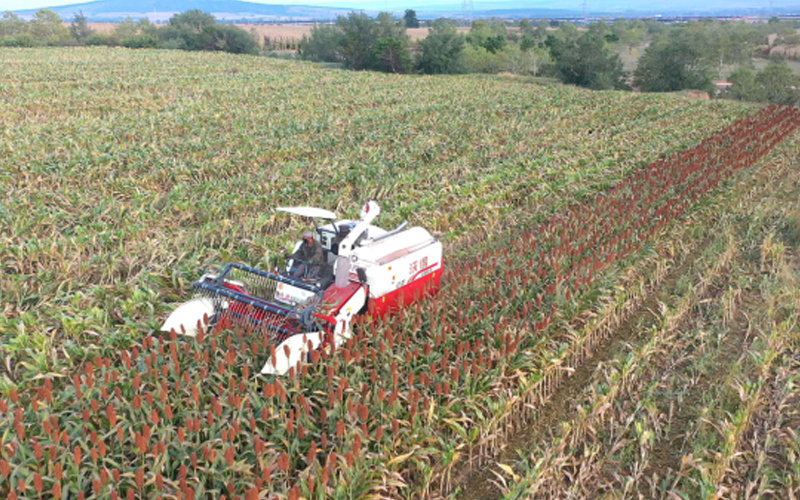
209 262 321 295
191 263 323 340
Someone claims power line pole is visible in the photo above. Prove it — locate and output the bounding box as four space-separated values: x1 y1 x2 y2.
462 0 473 23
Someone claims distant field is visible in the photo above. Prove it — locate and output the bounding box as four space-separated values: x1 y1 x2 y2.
85 21 468 43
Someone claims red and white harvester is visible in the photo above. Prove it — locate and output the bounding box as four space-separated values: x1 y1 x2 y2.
161 201 443 375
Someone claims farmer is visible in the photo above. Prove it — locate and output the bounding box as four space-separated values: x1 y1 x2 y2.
289 229 324 279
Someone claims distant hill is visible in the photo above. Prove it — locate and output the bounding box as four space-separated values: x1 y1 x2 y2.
12 0 799 21
14 0 357 22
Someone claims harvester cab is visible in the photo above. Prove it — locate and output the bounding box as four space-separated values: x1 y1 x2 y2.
161 200 443 376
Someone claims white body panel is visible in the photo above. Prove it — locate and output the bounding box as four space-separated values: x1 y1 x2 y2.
262 285 367 375
275 206 337 219
160 297 217 337
261 332 323 375
351 226 443 299
331 285 368 341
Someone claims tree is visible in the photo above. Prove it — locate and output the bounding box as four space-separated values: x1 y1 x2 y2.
417 18 465 74
201 24 259 54
634 28 714 93
466 18 506 53
336 12 378 70
519 19 547 51
376 12 406 39
466 19 492 48
552 21 580 42
300 13 410 72
720 23 764 68
519 33 538 51
138 18 158 37
758 60 799 104
121 17 160 48
587 19 611 37
612 18 644 52
502 43 551 76
83 32 117 46
403 9 419 29
169 9 216 34
486 18 508 37
372 13 411 72
482 34 506 53
29 9 68 45
698 21 764 77
113 16 139 41
299 24 343 62
462 45 504 73
728 64 760 101
373 37 412 72
122 34 158 49
69 11 94 42
161 10 218 50
0 11 27 37
643 18 666 36
533 19 549 40
548 30 626 89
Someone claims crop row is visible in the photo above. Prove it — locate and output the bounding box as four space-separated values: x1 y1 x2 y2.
2 103 798 499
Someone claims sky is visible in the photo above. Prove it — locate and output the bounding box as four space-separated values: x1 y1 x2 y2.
3 0 382 10
0 0 561 12
2 0 79 10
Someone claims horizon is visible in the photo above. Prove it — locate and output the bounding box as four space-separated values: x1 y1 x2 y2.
1 0 792 16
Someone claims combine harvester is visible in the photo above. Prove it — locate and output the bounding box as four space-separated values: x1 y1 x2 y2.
161 201 443 375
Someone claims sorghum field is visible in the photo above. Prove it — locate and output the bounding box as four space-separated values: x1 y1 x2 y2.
1 47 799 500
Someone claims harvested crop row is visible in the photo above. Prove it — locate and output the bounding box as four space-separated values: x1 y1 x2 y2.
492 127 800 500
454 195 743 498
668 159 800 500
493 223 737 498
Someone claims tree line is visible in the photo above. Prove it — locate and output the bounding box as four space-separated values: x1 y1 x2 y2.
2 8 798 104
300 12 800 104
0 9 260 54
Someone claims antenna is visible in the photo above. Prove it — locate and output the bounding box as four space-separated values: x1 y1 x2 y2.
583 0 588 20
